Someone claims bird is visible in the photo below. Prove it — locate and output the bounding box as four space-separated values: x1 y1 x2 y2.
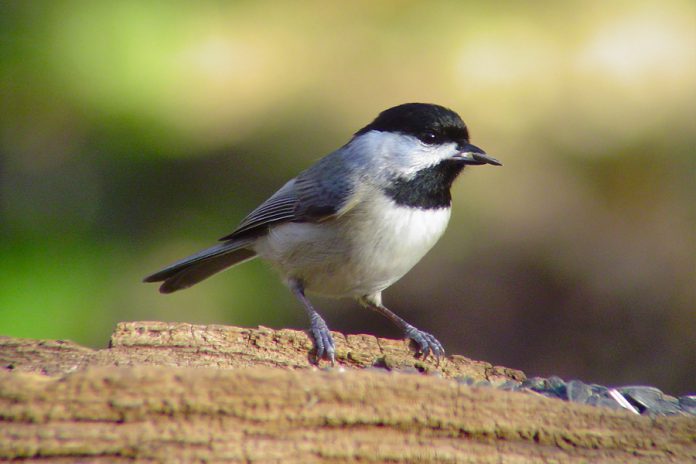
144 103 501 364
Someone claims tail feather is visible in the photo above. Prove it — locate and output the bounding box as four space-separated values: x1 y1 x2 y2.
143 240 257 293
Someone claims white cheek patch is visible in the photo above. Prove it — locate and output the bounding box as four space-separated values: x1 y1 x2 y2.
355 132 459 178
407 142 460 174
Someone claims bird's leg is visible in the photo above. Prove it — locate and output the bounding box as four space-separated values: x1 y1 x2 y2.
360 293 445 363
290 280 335 365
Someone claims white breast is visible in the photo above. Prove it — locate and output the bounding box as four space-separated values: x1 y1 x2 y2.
254 194 451 298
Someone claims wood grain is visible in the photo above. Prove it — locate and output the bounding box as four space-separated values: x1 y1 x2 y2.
0 321 694 463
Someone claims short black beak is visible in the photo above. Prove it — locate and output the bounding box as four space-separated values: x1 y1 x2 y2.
455 143 502 166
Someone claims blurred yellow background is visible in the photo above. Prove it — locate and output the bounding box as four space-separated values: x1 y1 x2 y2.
1 1 694 394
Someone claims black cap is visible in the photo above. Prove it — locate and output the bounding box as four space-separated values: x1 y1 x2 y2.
355 103 470 145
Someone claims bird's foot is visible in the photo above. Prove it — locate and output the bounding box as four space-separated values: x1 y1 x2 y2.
403 324 445 364
308 313 335 365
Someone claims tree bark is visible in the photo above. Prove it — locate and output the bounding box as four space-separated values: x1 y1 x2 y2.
1 321 694 463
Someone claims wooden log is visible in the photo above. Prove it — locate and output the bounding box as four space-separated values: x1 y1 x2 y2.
0 321 694 463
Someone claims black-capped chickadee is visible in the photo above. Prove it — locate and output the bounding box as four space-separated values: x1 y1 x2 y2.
144 103 501 364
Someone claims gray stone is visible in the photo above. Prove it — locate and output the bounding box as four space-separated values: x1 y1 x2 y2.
678 395 696 415
567 380 592 404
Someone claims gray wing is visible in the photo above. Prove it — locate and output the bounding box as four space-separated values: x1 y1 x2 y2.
220 150 357 241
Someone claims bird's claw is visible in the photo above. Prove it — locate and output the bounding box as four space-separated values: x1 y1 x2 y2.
403 325 445 364
309 313 336 365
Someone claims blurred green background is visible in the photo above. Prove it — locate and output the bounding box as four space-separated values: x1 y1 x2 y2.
1 1 694 394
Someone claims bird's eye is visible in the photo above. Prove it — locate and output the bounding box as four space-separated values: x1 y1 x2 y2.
421 131 439 144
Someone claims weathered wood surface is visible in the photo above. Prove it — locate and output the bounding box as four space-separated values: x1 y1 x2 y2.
0 321 694 463
0 321 524 381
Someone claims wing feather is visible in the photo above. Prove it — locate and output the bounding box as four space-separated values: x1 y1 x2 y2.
220 149 357 241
